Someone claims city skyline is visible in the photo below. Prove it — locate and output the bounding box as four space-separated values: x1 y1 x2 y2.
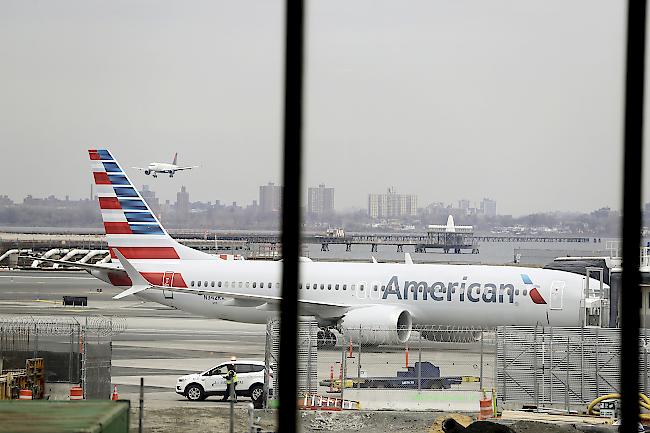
1 183 637 218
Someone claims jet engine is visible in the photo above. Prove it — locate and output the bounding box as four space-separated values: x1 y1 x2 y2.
336 306 413 346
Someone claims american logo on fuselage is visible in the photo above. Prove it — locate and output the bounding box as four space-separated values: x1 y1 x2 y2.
381 274 547 304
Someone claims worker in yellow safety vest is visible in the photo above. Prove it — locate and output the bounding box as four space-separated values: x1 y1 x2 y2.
224 365 238 403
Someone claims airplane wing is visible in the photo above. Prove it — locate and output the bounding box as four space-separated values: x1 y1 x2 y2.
174 166 199 171
111 249 351 317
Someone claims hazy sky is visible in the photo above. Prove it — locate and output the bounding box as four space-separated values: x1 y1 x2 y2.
0 0 646 216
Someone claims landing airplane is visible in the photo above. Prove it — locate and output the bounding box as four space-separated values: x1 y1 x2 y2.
133 152 198 178
53 149 607 346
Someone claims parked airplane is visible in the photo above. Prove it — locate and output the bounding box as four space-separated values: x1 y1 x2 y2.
45 149 607 346
133 152 198 178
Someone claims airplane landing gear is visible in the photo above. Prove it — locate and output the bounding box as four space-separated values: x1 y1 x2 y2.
144 170 150 175
152 173 157 178
317 328 337 348
169 172 174 178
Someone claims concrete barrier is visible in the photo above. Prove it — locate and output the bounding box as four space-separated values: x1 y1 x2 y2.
343 389 481 412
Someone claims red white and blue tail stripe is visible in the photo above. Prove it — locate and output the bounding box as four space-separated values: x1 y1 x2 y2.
89 149 211 261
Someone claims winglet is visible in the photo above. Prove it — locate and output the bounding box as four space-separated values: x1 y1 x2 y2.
112 248 151 299
405 253 413 265
371 256 378 264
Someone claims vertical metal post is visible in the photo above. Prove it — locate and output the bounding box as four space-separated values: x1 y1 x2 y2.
641 329 648 394
263 323 270 408
565 336 570 413
417 331 422 391
82 317 87 400
306 325 312 394
357 326 362 389
580 327 584 403
69 327 74 383
478 328 484 389
279 0 304 431
621 0 646 430
549 327 554 404
340 342 346 402
533 326 538 409
33 324 37 359
139 377 144 433
502 328 508 405
229 382 235 433
595 327 600 397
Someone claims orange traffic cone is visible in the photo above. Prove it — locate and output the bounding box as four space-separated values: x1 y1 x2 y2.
111 385 119 401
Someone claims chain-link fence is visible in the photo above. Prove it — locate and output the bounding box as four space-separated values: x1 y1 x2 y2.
0 315 126 399
332 326 494 394
265 319 318 407
496 325 650 412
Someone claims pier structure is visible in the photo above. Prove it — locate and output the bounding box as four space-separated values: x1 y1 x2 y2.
0 224 598 267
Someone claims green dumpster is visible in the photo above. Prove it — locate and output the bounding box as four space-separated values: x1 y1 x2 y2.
0 400 129 433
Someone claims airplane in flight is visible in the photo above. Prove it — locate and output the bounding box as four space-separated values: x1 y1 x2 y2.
40 149 606 346
133 152 198 178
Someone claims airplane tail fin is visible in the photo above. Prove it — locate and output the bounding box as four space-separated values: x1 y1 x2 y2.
88 149 211 262
172 152 178 165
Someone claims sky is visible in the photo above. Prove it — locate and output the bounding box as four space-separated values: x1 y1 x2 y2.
0 0 646 216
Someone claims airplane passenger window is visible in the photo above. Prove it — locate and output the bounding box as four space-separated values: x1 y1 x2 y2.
351 284 356 290
515 289 519 295
259 282 263 288
204 281 208 287
335 284 339 290
327 284 331 290
218 281 222 288
191 281 195 287
313 284 317 289
224 281 229 288
253 282 257 288
211 281 215 287
343 284 347 290
239 282 243 288
320 284 324 290
360 285 364 291
232 281 235 287
523 289 527 296
299 284 302 289
246 282 250 288
305 283 309 289
198 281 202 287
381 285 385 291
373 285 377 291
276 283 280 289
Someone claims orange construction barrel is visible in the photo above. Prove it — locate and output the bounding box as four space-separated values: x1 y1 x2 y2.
18 389 32 400
479 396 493 420
69 386 83 400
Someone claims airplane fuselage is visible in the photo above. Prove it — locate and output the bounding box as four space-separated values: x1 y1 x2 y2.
131 260 588 327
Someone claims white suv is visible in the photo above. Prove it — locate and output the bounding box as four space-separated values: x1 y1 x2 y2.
176 360 271 407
